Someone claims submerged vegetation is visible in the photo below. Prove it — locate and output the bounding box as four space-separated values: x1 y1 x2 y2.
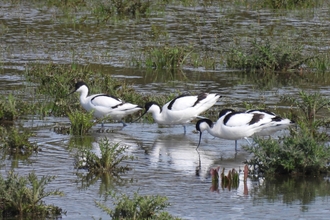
209 167 240 192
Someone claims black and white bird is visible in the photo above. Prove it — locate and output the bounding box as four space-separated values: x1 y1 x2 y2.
196 108 293 151
136 93 221 133
69 81 142 126
245 109 294 136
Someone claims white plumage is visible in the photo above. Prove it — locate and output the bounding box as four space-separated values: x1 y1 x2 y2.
70 81 142 126
196 108 293 151
136 93 221 133
245 109 294 136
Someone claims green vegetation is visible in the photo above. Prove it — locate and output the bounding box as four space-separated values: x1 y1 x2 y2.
262 0 319 9
227 38 309 72
0 126 39 155
0 170 64 219
74 137 134 174
0 94 30 121
96 191 181 220
68 110 95 135
141 45 192 71
244 91 330 175
93 0 152 19
282 91 330 139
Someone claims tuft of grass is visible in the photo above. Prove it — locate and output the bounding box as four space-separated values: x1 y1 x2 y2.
1 126 39 155
74 137 135 174
0 170 64 219
263 0 319 9
68 110 95 135
0 94 31 121
243 132 330 175
93 0 152 19
141 45 193 71
281 90 330 140
226 38 310 72
95 191 182 220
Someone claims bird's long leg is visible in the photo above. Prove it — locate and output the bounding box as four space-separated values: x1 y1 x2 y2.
235 140 238 151
120 120 127 127
244 137 252 145
183 125 186 134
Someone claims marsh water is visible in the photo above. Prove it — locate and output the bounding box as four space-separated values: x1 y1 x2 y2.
1 1 330 219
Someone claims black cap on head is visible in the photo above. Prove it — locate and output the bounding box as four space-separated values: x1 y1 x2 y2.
145 101 160 112
74 81 88 91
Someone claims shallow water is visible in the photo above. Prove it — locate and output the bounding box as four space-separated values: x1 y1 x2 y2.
1 1 330 219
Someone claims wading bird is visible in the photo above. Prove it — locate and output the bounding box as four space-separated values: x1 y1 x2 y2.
69 81 142 127
196 108 293 151
135 93 221 133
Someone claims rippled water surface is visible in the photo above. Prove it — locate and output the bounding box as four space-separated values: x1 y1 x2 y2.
1 1 330 219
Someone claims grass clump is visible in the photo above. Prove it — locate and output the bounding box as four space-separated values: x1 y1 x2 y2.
243 133 330 175
93 0 152 20
75 137 134 174
0 94 30 121
0 170 64 219
227 38 309 72
281 90 330 139
140 45 192 71
1 126 39 155
68 110 95 135
244 91 330 176
263 0 319 9
96 191 181 220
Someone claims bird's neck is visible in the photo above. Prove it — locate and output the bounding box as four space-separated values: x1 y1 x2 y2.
79 89 89 105
150 107 165 123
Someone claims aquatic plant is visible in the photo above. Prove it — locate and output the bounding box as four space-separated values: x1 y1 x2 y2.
220 167 239 190
93 0 152 19
281 90 330 140
1 126 39 155
95 191 181 220
142 45 193 71
210 167 240 192
263 0 319 9
74 137 135 174
68 110 95 135
244 132 330 175
227 38 309 72
0 94 19 121
0 170 64 218
0 94 30 121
